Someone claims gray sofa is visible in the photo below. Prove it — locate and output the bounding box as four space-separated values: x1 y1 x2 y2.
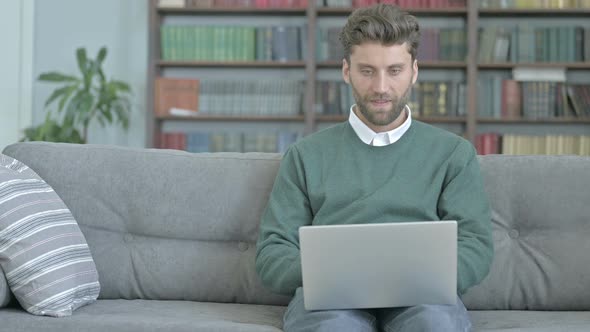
0 142 589 331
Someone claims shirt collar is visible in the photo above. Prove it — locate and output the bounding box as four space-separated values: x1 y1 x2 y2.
348 104 413 146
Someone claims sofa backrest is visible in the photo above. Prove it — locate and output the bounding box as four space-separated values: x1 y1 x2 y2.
2 142 290 306
462 155 590 310
3 143 590 310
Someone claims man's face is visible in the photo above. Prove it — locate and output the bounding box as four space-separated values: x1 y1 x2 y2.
342 42 418 132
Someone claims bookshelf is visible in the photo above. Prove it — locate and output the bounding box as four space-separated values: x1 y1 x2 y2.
147 0 590 155
475 0 590 154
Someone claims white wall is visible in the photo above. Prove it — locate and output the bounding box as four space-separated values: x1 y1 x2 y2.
0 1 34 151
33 0 148 147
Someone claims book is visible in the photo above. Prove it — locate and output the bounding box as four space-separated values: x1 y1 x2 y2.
512 67 566 82
158 0 185 8
155 78 200 117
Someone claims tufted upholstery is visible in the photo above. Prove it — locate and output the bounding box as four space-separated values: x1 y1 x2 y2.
1 142 589 331
462 155 590 310
1 142 290 306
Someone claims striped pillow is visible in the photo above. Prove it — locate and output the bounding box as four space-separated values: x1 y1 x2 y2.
0 266 10 307
0 154 100 317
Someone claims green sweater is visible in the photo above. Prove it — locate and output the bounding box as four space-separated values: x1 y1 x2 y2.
255 120 493 296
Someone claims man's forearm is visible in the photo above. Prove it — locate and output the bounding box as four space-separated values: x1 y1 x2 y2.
255 243 302 295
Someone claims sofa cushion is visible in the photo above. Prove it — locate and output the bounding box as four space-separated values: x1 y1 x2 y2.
470 310 590 332
1 142 290 306
0 299 286 332
0 154 100 317
462 155 590 310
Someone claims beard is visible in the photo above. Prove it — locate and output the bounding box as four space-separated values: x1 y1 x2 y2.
350 80 412 127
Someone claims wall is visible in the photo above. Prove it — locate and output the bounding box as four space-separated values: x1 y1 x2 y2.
0 1 34 151
33 0 148 147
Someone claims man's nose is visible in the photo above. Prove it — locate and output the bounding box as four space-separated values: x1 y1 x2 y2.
372 72 388 94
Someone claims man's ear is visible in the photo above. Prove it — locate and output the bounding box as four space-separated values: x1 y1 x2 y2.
411 59 418 85
342 58 350 84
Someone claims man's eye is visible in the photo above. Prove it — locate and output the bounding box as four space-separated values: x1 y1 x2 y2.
390 69 401 75
361 70 373 75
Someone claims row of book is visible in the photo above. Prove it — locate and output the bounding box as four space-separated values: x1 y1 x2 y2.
318 0 466 7
408 81 466 117
162 131 590 155
417 28 466 62
159 0 590 10
156 77 469 118
478 79 590 119
479 26 590 63
155 78 305 117
160 131 300 153
476 133 590 156
315 80 466 117
159 0 469 8
155 76 589 120
479 0 590 9
315 81 354 115
317 27 466 62
158 0 308 8
161 24 590 63
197 80 303 116
161 25 305 62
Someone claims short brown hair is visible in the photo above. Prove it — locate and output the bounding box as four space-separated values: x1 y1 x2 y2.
339 4 421 61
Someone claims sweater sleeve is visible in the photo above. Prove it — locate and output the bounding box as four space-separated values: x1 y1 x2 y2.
255 146 312 295
437 140 494 295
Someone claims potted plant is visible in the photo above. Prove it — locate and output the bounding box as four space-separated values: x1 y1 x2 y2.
23 47 132 143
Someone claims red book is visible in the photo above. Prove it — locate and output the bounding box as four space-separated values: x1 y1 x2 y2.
483 133 500 154
476 133 500 155
475 134 484 155
501 79 522 119
155 78 200 117
255 0 268 7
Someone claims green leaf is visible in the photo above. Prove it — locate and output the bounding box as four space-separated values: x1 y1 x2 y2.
38 72 79 82
63 114 75 127
41 114 54 137
114 103 130 129
77 48 95 90
79 93 95 114
57 85 79 113
98 68 106 84
84 63 94 90
110 80 131 93
44 84 77 107
74 92 95 126
104 107 114 123
65 90 84 123
96 47 107 66
76 48 88 76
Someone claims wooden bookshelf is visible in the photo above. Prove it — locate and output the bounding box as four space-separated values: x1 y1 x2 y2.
475 3 590 154
157 7 307 15
478 118 590 124
148 0 590 153
316 115 467 123
478 8 590 16
157 60 306 68
318 61 467 69
156 115 305 122
317 7 468 16
478 63 590 69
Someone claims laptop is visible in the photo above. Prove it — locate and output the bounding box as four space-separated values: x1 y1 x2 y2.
299 220 457 311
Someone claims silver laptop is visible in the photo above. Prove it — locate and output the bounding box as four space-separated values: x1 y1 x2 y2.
299 220 457 311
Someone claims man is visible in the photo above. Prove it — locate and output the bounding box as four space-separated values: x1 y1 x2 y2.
255 4 493 331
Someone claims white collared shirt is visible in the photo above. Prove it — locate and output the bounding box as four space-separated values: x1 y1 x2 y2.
348 104 413 146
